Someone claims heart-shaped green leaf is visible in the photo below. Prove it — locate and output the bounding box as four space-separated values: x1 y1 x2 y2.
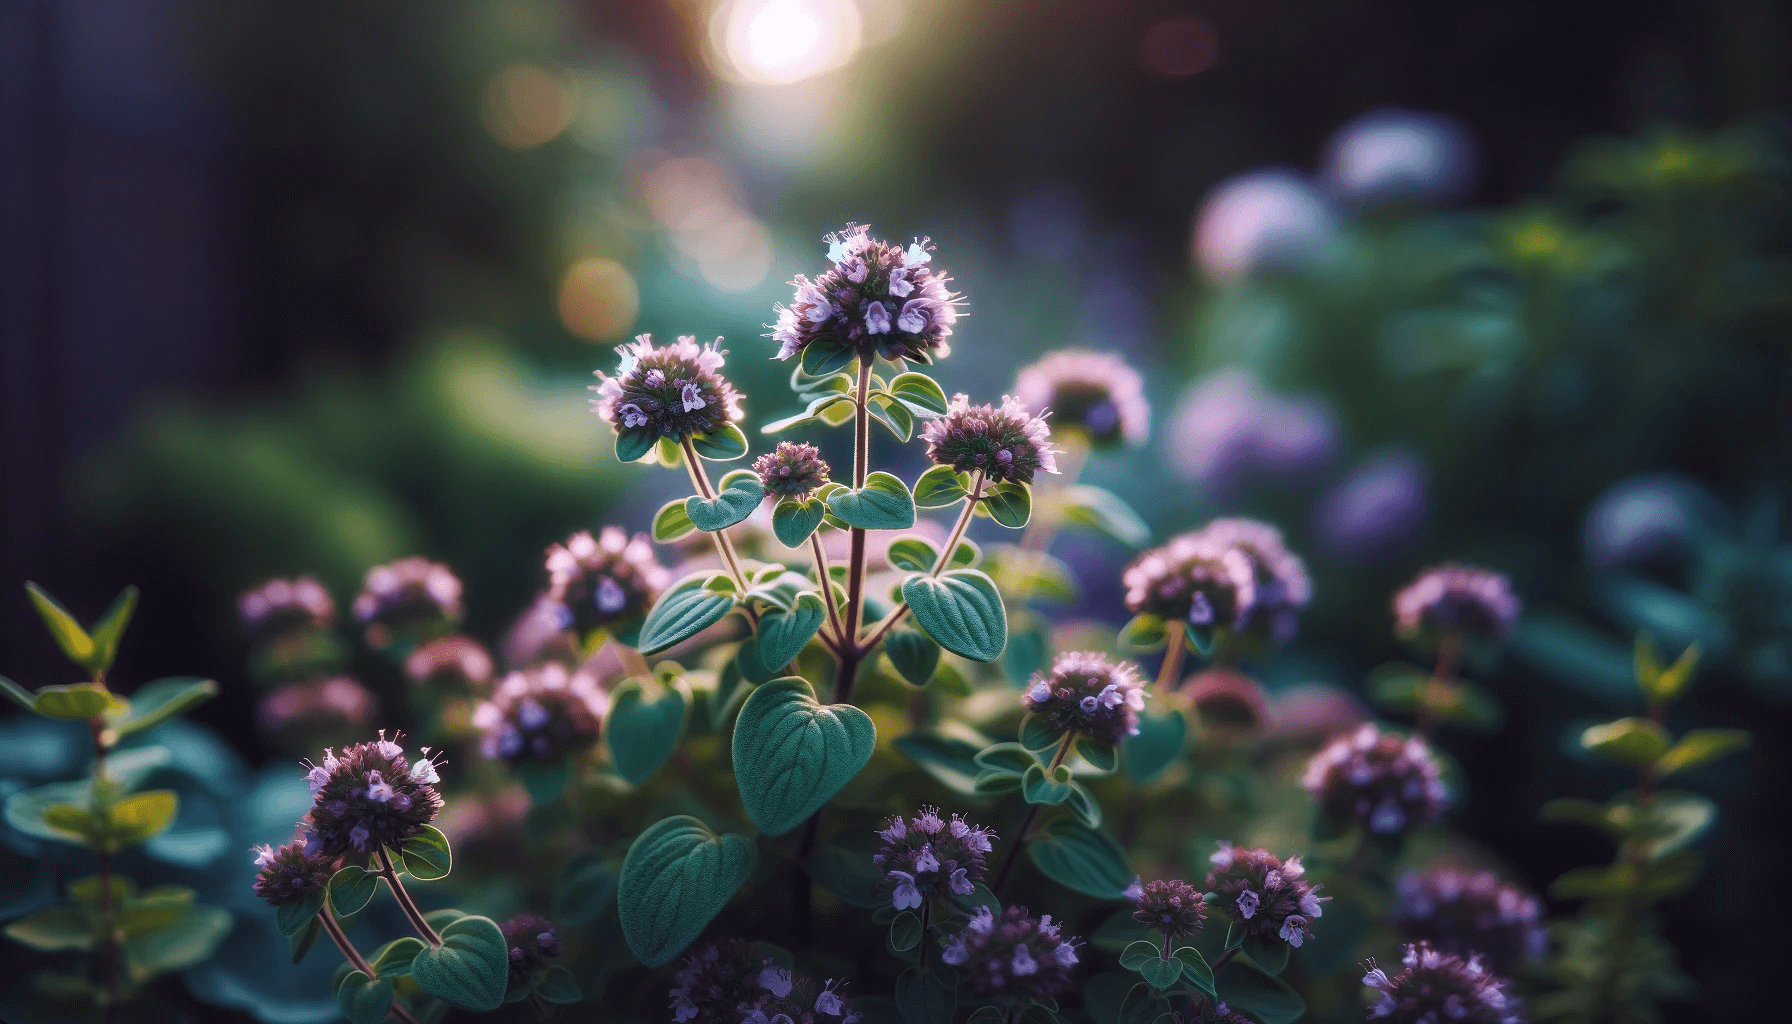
772 498 828 548
895 967 957 1024
639 573 736 654
552 850 618 926
370 936 425 976
982 482 1032 529
692 423 749 460
827 471 916 530
913 464 972 508
902 569 1006 662
887 371 950 415
605 677 688 785
619 815 758 967
1216 959 1305 1024
400 824 452 880
328 865 379 916
731 677 877 836
884 628 941 686
686 471 765 532
536 964 582 1004
654 499 698 542
756 593 827 673
1175 945 1216 997
614 427 657 464
1022 763 1075 805
1029 819 1133 898
275 888 325 936
33 683 129 720
1125 708 1186 782
1118 939 1162 970
1137 955 1182 990
336 970 393 1024
411 914 509 1012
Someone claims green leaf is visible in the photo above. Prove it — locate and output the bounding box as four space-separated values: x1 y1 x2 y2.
1125 708 1186 782
982 482 1032 529
552 851 618 926
536 963 582 1004
889 911 922 951
1057 485 1151 547
887 371 950 415
411 914 509 1011
806 845 887 909
902 569 1007 662
1580 717 1672 766
33 683 130 720
773 497 828 547
123 903 231 980
371 935 425 976
1174 946 1216 998
4 906 94 951
801 338 856 376
88 586 140 675
1636 790 1717 857
1657 727 1750 776
337 970 395 1024
912 464 972 508
1019 714 1064 754
1117 982 1170 1024
618 815 758 967
276 888 326 936
111 677 217 737
1551 849 1702 902
828 471 917 530
731 677 877 836
1077 736 1118 774
1001 617 1050 686
686 471 765 532
887 535 942 572
517 759 572 805
1064 781 1103 829
894 967 956 1024
1029 819 1132 898
328 865 380 916
400 824 453 881
654 499 699 542
106 789 179 849
67 874 138 904
0 674 36 712
894 733 985 796
1216 959 1306 1024
614 426 657 464
639 573 736 654
113 886 194 937
290 915 323 964
606 677 689 785
1118 940 1161 971
868 394 915 441
884 628 942 687
25 582 97 669
1637 636 1700 705
44 803 97 843
1117 613 1169 651
1243 933 1291 974
1021 763 1076 806
1137 956 1182 990
756 593 827 672
974 742 1039 776
692 423 750 460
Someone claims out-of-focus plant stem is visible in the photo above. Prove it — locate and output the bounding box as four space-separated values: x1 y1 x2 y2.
992 733 1075 895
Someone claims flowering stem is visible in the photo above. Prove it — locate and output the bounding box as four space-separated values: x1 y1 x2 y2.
1161 929 1173 961
679 437 754 598
318 908 421 1024
859 471 987 654
841 359 873 664
1153 621 1188 698
1416 631 1460 738
808 533 849 652
1209 946 1239 975
991 733 1075 895
917 899 932 977
375 849 441 948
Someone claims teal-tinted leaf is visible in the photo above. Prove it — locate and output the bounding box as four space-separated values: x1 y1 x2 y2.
1077 736 1118 774
88 585 139 675
614 427 657 464
618 815 758 967
828 471 916 530
606 677 689 785
1019 714 1063 753
518 759 572 805
801 339 856 376
1058 486 1150 547
400 824 453 881
903 569 1006 662
24 582 96 669
328 865 380 916
536 964 582 1004
974 742 1039 776
1001 617 1049 687
111 677 217 737
1064 781 1103 829
894 733 984 796
6 781 93 845
731 677 876 836
411 914 509 1012
1125 708 1186 782
889 911 921 951
757 593 827 673
1216 959 1305 1024
692 423 750 461
106 789 178 849
806 845 886 909
123 903 231 979
1028 819 1132 898
1580 717 1672 766
887 535 941 572
868 394 915 441
1021 763 1075 806
337 970 395 1024
912 464 972 508
1117 982 1170 1024
894 967 956 1024
4 906 93 951
884 628 942 687
553 851 618 926
982 483 1032 529
1137 956 1181 990
1243 934 1291 974
290 915 322 964
1657 727 1750 776
686 471 765 532
33 683 130 720
1118 940 1160 971
773 498 828 548
1117 613 1169 652
1175 945 1216 997
371 936 425 976
639 573 736 654
887 371 949 415
654 499 699 542
275 887 325 936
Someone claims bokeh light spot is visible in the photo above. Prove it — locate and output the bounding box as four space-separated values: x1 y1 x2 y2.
1141 17 1218 78
557 258 640 342
483 62 576 149
715 0 862 85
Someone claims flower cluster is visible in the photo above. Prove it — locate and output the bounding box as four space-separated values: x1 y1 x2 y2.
1132 878 1208 942
1205 844 1328 948
1023 650 1148 745
1393 563 1521 642
1197 518 1312 643
256 675 376 735
772 224 961 364
1362 942 1524 1024
591 334 744 440
301 731 445 858
250 830 334 906
499 914 563 983
239 576 335 635
472 663 608 765
873 806 996 910
754 441 832 498
1123 532 1258 629
1392 868 1547 973
941 905 1081 1005
353 557 463 648
1303 723 1451 835
543 527 670 636
668 941 858 1024
920 394 1060 485
404 635 494 689
1012 349 1151 449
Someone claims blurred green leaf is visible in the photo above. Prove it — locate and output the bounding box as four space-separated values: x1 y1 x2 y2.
111 677 217 737
1635 636 1701 706
89 586 140 676
1 674 39 712
606 677 688 786
1656 727 1750 776
1117 613 1168 652
1580 717 1671 766
1057 485 1150 547
106 790 179 850
33 683 129 720
4 905 94 951
553 850 619 926
123 904 231 983
893 733 983 796
24 582 97 670
1028 819 1132 898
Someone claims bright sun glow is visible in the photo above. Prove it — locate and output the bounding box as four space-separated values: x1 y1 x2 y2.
716 0 862 85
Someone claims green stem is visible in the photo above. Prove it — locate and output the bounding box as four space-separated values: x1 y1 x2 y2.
679 436 754 599
1210 946 1239 975
808 531 849 652
376 849 441 948
1153 621 1188 698
991 734 1074 895
859 471 986 654
917 899 932 976
89 698 121 1019
319 908 421 1024
842 359 873 657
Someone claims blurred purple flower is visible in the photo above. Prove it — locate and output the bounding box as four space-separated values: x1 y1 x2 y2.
1167 369 1338 495
1314 449 1429 558
1192 169 1336 282
1322 108 1478 208
1582 473 1716 569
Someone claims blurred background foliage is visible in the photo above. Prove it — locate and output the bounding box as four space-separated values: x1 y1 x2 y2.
3 0 1789 1020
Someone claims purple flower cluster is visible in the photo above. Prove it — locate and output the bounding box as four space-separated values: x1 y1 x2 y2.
1393 563 1521 642
499 913 563 983
1303 724 1451 835
1176 998 1255 1024
1197 518 1313 643
301 731 445 858
590 334 744 440
544 527 671 636
1132 878 1208 942
873 806 996 910
404 635 494 689
668 941 859 1024
1205 844 1329 948
472 663 608 765
1023 650 1148 745
754 441 832 498
256 676 376 736
772 224 962 365
921 394 1060 485
941 905 1081 1006
353 557 463 649
1362 942 1524 1024
250 830 335 907
1012 349 1150 449
239 576 335 635
1392 868 1547 973
1122 532 1257 629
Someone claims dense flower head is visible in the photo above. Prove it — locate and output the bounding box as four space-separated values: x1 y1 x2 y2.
921 394 1060 485
1303 723 1451 835
1133 878 1208 941
499 914 563 983
1024 651 1148 745
239 576 335 635
1198 518 1313 643
771 223 962 365
668 941 860 1024
404 635 494 689
754 441 832 498
941 905 1081 1005
353 557 463 648
472 663 607 765
1012 349 1151 448
1393 563 1521 642
1205 844 1329 948
873 806 996 911
1392 868 1547 973
544 527 670 635
1123 532 1258 629
590 334 744 440
1175 998 1255 1024
301 731 445 858
250 830 335 906
1362 942 1524 1023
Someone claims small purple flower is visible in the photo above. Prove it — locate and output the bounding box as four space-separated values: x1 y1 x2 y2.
302 731 445 859
1197 518 1312 643
590 334 744 440
1362 942 1524 1024
1393 563 1521 642
498 914 562 982
353 557 463 649
874 807 996 912
1392 867 1548 973
1132 878 1208 941
239 576 336 635
1303 724 1451 836
771 224 963 365
1123 532 1257 630
1023 651 1148 745
1205 844 1328 948
472 663 608 766
1013 349 1151 449
753 441 832 499
942 906 1081 1008
250 831 335 906
920 394 1061 485
864 301 892 334
544 526 671 637
668 941 857 1023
